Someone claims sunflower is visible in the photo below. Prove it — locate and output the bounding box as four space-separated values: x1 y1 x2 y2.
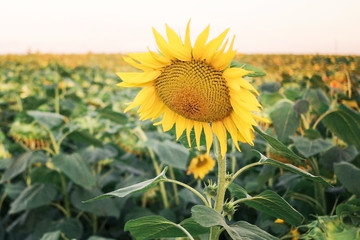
117 21 262 157
186 154 216 179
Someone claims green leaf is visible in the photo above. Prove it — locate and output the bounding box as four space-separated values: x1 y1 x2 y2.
259 92 283 108
67 130 103 146
0 152 32 183
191 205 278 239
70 187 120 217
322 105 360 148
147 139 189 170
293 99 310 115
191 205 227 227
83 168 167 202
124 216 207 239
98 106 128 124
334 162 360 197
269 100 300 143
229 221 279 240
228 183 250 199
290 136 333 158
304 88 330 115
40 231 61 240
320 146 358 172
88 236 115 240
79 145 118 163
253 150 330 186
0 151 47 183
230 61 266 77
52 153 96 189
254 127 305 165
27 110 65 129
242 190 304 226
56 218 83 239
9 183 57 214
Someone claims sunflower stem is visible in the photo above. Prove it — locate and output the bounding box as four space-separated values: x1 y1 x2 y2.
148 148 170 208
210 135 227 240
169 166 180 205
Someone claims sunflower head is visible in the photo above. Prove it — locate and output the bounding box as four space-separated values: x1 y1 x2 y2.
186 154 216 180
117 21 263 157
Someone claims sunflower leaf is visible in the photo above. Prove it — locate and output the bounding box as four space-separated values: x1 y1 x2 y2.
83 168 167 203
253 150 330 186
230 60 266 77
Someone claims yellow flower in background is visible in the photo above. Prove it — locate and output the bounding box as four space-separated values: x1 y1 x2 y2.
187 154 216 179
117 21 262 156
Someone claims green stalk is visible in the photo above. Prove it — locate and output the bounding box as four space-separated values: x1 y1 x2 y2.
231 143 236 173
148 148 169 208
308 157 326 214
162 178 209 206
210 136 227 240
60 174 71 218
169 166 180 205
55 85 60 114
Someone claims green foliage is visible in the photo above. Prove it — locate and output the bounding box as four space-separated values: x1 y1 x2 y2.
1 54 360 239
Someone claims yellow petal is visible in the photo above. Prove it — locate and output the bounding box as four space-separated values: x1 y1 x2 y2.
193 25 210 60
194 121 203 150
161 108 176 131
166 24 184 47
203 28 229 63
202 122 213 153
211 35 236 70
176 115 186 140
123 56 152 71
128 52 165 69
148 48 172 65
124 86 154 112
184 19 192 55
222 116 240 151
152 27 176 60
185 119 193 147
116 71 160 87
224 68 259 94
212 121 227 157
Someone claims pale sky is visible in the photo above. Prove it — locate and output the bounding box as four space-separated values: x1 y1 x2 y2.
1 0 359 55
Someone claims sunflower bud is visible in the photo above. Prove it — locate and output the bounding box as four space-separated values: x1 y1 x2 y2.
223 199 237 221
204 180 218 198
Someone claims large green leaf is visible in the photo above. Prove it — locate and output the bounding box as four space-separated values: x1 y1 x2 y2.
27 110 65 129
322 105 360 148
39 231 61 240
334 162 360 197
269 100 300 143
259 92 284 108
303 88 330 115
254 127 305 165
290 136 333 158
98 106 128 124
242 190 304 226
67 130 103 146
0 151 47 183
9 183 57 214
147 139 189 170
229 221 279 240
70 187 120 217
191 205 278 240
83 168 167 202
230 61 266 77
124 216 208 239
254 150 330 186
229 185 303 225
52 153 95 189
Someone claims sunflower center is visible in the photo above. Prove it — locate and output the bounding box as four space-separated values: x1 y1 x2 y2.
154 59 232 122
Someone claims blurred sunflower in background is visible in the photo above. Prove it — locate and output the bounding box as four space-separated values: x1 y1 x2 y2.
117 21 262 156
186 154 216 179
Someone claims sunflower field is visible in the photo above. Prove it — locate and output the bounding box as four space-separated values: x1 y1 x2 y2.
1 52 360 240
